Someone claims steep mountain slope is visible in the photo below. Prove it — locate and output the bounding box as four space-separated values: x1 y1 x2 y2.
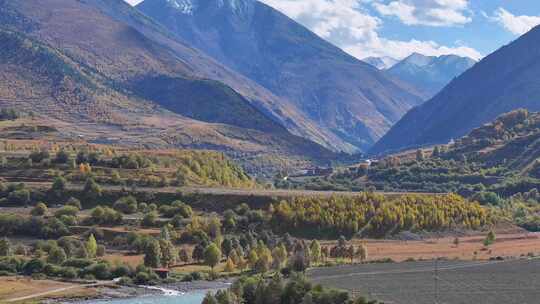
0 0 333 161
387 53 476 98
82 0 343 151
371 26 540 155
363 56 398 70
137 0 424 151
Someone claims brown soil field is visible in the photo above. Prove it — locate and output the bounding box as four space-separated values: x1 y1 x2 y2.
0 277 96 302
322 231 540 262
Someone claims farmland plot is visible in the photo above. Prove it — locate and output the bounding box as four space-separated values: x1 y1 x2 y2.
309 259 540 304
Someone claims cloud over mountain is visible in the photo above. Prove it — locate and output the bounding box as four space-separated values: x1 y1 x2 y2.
373 0 472 27
492 8 540 35
259 0 481 59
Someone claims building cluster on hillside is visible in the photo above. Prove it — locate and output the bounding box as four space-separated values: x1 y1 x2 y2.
289 166 334 178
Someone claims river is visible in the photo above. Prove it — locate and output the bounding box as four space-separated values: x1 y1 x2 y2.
87 291 206 304
75 282 233 304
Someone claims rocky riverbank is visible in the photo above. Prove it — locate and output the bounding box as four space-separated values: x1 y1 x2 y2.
57 280 232 303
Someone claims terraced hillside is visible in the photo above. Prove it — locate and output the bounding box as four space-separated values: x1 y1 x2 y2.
282 110 540 199
0 0 334 166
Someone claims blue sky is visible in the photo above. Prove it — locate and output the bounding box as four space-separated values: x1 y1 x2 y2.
125 0 540 60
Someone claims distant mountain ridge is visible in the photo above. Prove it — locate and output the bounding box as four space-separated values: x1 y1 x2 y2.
363 56 398 70
137 0 425 152
386 53 476 98
371 25 540 155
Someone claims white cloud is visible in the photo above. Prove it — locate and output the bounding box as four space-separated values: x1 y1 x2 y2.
260 0 481 60
262 0 380 43
492 8 540 35
123 0 481 60
373 0 472 27
345 37 481 60
125 0 143 5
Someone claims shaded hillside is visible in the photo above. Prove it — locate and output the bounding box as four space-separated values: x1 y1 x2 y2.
131 76 287 134
83 0 346 152
137 0 424 151
0 0 334 164
371 26 540 155
387 53 476 98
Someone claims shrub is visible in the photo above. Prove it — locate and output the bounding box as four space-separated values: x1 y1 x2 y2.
47 246 67 265
96 245 106 257
84 262 112 280
54 150 70 164
142 211 159 227
55 206 78 217
31 202 48 216
29 150 50 163
23 258 46 275
65 197 82 210
113 196 138 214
62 258 94 268
60 267 78 279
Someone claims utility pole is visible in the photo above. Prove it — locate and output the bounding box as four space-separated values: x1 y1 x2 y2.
434 258 439 304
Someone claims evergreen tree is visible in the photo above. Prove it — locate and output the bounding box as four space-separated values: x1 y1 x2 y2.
0 238 11 256
179 247 190 263
47 246 67 264
159 239 177 268
484 231 496 247
83 178 102 202
309 240 321 264
201 292 218 304
144 240 162 268
192 244 205 262
221 238 233 258
160 226 171 241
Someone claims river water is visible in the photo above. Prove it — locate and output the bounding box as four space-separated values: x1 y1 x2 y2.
88 291 206 304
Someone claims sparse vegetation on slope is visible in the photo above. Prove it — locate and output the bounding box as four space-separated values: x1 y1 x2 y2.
285 110 540 199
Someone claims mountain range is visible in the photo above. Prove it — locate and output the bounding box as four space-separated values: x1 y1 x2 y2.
363 56 399 70
371 25 540 155
365 53 476 99
0 0 333 161
137 0 425 152
386 53 476 98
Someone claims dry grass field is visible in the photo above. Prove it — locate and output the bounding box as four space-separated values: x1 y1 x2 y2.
338 231 540 262
0 277 96 303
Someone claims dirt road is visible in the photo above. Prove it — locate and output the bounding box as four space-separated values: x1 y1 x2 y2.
15 180 441 198
3 281 110 303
